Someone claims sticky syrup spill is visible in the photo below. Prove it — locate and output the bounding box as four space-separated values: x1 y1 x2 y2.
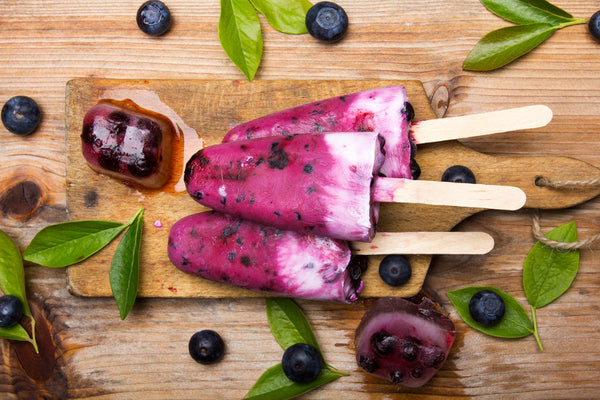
99 88 204 194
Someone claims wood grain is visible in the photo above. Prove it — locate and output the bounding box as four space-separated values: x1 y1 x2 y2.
1 1 600 399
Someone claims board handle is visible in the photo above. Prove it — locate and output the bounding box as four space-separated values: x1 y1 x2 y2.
372 178 527 211
410 105 553 144
352 231 494 255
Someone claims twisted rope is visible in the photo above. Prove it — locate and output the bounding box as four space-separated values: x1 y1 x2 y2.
532 176 600 249
532 210 600 250
536 176 600 189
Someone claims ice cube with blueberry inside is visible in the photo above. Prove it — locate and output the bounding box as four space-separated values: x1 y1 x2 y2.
355 296 456 388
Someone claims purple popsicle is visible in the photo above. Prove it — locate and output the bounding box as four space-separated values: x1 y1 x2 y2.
185 131 385 242
222 86 415 179
167 210 366 303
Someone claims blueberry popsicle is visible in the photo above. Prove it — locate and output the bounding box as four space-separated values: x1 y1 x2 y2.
223 86 415 179
168 210 366 303
184 131 526 242
223 86 552 179
167 211 494 303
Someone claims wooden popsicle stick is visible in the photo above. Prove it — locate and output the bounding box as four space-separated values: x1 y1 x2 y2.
410 105 553 144
351 231 494 255
372 178 527 211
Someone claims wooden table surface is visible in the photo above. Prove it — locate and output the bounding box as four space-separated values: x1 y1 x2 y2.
2 1 600 399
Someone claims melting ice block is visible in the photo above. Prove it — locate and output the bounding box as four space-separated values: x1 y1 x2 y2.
355 296 456 388
81 99 174 189
223 86 414 179
167 211 365 303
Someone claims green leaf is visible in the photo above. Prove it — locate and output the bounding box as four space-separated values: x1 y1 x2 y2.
244 363 346 400
448 286 534 338
250 0 312 34
0 322 34 342
23 220 128 268
480 0 574 25
523 221 579 309
219 0 263 81
109 208 144 320
0 230 31 317
0 230 38 352
463 23 556 71
266 298 320 353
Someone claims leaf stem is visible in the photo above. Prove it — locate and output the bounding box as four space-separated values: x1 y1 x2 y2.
530 305 544 351
557 18 587 29
28 316 39 353
126 207 145 226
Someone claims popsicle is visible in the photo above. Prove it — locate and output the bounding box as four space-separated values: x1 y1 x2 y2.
184 131 526 242
167 211 494 303
222 86 552 179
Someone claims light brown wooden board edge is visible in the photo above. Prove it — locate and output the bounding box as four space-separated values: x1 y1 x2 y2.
64 78 600 301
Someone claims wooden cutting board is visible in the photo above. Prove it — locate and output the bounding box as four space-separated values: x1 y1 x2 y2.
64 78 600 299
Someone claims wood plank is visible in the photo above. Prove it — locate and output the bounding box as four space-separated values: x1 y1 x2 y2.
2 1 600 398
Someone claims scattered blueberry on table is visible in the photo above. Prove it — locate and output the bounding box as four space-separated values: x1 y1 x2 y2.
305 1 349 42
188 329 225 365
589 11 600 42
468 290 506 326
1 96 41 136
0 295 24 328
281 343 323 383
137 1 172 36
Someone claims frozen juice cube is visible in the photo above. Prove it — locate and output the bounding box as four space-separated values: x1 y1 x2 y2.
223 86 414 179
355 296 456 387
168 211 366 303
184 132 385 242
81 99 173 189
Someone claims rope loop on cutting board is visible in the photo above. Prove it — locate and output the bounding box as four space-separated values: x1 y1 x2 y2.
531 210 600 250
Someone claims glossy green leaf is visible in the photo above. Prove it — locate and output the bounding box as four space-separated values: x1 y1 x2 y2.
109 208 144 320
23 220 127 268
0 322 34 342
0 230 38 352
244 363 346 400
219 0 263 81
463 23 556 71
266 298 320 353
523 221 579 309
481 0 574 25
448 286 534 338
250 0 312 34
0 230 31 316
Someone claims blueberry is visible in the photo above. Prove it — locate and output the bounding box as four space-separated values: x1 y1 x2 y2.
0 295 24 328
137 1 172 36
188 329 225 364
1 96 41 136
410 159 421 180
379 255 412 287
281 343 322 383
469 290 505 326
589 11 600 42
305 2 348 42
441 165 476 184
